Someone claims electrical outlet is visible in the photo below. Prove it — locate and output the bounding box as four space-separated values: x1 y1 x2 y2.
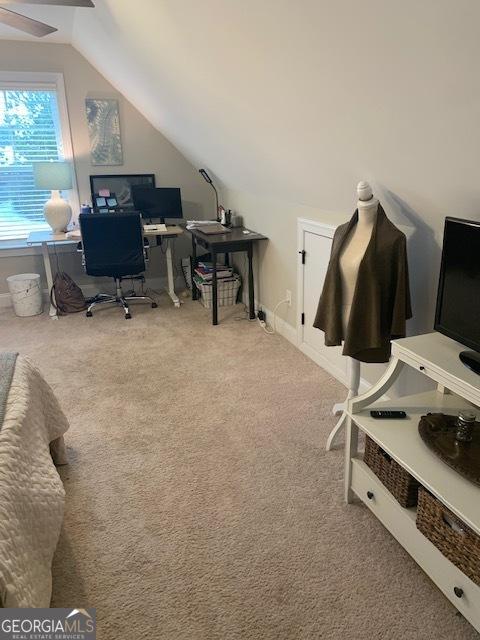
286 290 292 306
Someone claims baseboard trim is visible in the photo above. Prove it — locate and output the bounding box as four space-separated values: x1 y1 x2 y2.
259 302 298 346
297 340 370 394
298 340 347 383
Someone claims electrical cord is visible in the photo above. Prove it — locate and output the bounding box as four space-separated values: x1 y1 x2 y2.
258 298 289 335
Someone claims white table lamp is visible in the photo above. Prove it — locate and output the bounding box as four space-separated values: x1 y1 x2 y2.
34 161 73 233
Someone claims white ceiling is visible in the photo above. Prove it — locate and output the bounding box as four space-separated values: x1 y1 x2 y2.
0 4 76 43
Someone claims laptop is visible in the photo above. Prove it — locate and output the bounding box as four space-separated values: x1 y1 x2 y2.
197 223 232 235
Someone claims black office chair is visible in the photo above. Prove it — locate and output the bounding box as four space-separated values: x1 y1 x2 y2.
79 212 157 319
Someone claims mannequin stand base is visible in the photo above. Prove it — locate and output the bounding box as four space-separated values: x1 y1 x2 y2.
326 411 348 450
326 357 361 452
332 401 346 416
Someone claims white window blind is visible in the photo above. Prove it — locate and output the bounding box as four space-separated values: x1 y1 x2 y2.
0 85 65 241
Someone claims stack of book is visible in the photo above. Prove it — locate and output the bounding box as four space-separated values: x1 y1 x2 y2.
194 261 234 283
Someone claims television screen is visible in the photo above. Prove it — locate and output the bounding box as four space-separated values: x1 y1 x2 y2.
435 217 480 353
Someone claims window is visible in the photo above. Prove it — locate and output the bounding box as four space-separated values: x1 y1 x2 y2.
0 73 76 242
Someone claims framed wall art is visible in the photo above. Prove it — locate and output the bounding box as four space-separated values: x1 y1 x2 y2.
85 98 123 166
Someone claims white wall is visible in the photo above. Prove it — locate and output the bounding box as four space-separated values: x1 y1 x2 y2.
0 41 213 294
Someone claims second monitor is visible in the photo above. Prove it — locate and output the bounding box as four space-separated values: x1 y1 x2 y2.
132 187 183 222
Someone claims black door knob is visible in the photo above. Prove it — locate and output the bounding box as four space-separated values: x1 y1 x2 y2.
367 491 374 500
454 587 464 598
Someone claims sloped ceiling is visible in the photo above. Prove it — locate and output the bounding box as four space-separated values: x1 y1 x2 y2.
4 0 480 214
70 0 480 213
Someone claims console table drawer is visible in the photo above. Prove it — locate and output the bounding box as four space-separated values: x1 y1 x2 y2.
351 459 480 629
392 334 480 407
395 350 441 384
351 457 405 524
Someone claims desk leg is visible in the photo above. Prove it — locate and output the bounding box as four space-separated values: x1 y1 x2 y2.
191 236 198 301
42 242 58 319
212 250 218 325
247 243 255 320
165 239 180 308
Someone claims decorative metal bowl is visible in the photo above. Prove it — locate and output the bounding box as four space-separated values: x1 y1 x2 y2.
418 413 480 486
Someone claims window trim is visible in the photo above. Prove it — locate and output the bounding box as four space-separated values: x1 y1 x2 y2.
0 71 80 251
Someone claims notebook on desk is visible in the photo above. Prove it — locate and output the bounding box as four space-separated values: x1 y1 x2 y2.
197 223 232 235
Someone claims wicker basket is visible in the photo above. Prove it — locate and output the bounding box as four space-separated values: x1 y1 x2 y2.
364 436 421 507
416 487 480 586
194 274 241 309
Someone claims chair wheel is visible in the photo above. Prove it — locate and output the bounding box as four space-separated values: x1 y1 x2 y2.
86 311 92 317
151 302 158 308
125 313 132 319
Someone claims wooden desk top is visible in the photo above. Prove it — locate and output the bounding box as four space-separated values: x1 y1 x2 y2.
186 225 267 245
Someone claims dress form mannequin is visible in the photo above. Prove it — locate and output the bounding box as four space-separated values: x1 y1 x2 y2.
327 181 379 450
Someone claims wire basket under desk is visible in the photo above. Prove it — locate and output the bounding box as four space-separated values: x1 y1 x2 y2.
194 274 241 309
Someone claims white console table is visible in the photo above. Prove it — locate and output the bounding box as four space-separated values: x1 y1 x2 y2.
345 332 480 633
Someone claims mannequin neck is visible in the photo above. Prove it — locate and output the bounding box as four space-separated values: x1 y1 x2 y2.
356 200 378 230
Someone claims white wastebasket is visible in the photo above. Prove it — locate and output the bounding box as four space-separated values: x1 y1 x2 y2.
7 273 43 317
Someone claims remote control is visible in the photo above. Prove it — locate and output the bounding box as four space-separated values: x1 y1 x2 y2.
370 410 407 419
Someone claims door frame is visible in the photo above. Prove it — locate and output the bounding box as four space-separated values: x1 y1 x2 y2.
297 217 348 384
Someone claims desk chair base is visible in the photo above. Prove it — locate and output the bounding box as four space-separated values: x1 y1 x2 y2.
86 278 157 319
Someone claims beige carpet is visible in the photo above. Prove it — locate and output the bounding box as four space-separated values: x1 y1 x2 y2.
0 296 477 640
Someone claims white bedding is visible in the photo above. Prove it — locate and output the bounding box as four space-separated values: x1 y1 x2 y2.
0 355 69 607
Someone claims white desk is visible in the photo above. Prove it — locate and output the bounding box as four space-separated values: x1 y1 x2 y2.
27 225 183 319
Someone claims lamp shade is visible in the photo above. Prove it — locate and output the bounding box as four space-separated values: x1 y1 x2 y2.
33 161 72 190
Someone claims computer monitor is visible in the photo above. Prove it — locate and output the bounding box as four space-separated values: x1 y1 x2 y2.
132 187 183 222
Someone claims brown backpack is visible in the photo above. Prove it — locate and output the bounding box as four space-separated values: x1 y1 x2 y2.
50 272 87 315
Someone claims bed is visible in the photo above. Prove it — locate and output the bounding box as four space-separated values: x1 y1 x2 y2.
0 353 69 607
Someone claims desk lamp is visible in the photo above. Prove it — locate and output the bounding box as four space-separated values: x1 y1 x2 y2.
34 161 73 233
199 169 220 221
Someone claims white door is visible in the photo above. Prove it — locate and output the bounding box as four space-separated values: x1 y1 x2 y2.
297 219 348 385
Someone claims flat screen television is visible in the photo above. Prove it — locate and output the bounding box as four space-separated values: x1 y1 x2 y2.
435 216 480 374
